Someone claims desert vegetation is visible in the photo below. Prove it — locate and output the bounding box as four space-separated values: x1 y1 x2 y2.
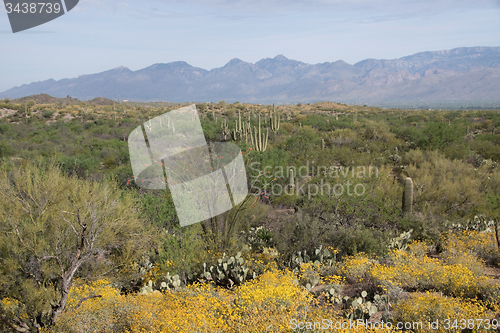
1 95 500 332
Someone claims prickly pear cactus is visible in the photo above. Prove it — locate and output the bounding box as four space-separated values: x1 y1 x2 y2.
140 279 157 294
201 252 252 288
388 229 413 251
343 291 378 321
158 272 182 291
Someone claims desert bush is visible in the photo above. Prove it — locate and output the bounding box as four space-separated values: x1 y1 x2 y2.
420 122 466 150
280 122 295 134
57 154 100 178
50 268 383 333
285 127 321 161
328 227 390 257
392 293 493 333
139 191 178 229
405 151 484 218
50 279 132 333
43 110 54 119
0 140 14 158
441 230 500 265
402 213 443 244
338 253 376 283
156 224 209 285
370 241 489 299
0 162 152 330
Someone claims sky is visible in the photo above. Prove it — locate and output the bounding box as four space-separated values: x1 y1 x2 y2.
0 0 500 93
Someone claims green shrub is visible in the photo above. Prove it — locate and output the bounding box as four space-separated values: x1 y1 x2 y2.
57 154 100 178
329 227 390 257
0 141 14 158
156 224 208 284
139 191 178 229
43 110 54 119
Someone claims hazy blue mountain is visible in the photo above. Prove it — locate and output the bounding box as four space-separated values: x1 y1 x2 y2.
1 46 500 107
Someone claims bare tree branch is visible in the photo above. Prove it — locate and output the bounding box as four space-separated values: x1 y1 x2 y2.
73 295 102 311
38 256 59 261
61 213 78 237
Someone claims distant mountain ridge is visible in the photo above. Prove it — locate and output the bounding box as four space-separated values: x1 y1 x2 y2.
1 46 500 107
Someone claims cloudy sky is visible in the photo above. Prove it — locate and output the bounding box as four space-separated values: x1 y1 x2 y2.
0 0 499 92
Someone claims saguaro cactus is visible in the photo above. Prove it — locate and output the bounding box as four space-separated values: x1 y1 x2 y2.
402 177 413 214
258 114 262 150
222 119 230 140
289 168 295 189
270 103 280 132
249 114 269 151
321 138 325 150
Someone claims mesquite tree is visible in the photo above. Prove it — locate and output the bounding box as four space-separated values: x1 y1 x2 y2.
0 162 152 332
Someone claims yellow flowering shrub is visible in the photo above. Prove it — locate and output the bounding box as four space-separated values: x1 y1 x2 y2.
338 253 374 283
43 236 500 333
393 293 493 333
47 269 392 333
125 285 233 332
442 230 500 265
297 262 322 289
370 241 488 298
1 297 29 323
65 279 121 309
50 279 131 333
322 274 344 286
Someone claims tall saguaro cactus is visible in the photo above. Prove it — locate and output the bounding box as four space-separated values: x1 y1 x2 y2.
222 119 230 140
270 103 280 132
238 110 242 132
249 114 269 151
230 111 269 151
402 177 413 214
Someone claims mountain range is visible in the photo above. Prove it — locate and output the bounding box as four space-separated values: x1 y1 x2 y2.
1 46 500 108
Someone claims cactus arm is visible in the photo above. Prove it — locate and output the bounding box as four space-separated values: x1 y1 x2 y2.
264 128 269 151
258 115 262 151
